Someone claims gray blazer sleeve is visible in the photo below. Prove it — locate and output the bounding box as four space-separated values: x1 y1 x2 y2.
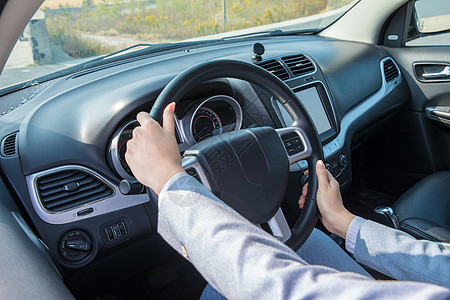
157 173 450 300
346 217 450 288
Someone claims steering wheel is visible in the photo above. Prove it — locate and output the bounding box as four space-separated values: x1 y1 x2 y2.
150 59 323 250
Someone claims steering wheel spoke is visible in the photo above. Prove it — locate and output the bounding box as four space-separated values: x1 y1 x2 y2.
266 208 292 243
276 127 312 165
182 156 213 191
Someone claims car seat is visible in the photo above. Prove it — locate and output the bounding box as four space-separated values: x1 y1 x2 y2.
391 171 450 242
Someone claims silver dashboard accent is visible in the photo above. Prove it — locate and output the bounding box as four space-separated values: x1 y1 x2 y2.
276 127 313 165
175 95 243 151
108 120 138 179
26 165 148 225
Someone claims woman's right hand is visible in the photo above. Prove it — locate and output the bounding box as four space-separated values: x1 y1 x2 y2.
299 160 356 239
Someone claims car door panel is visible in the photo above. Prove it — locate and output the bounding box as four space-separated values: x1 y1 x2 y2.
365 45 450 196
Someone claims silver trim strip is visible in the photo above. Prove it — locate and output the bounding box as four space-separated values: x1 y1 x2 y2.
26 165 148 225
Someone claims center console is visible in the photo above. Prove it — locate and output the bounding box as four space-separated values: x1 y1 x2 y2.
272 80 351 190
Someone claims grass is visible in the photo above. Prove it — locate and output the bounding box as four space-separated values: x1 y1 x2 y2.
42 0 106 9
45 0 353 58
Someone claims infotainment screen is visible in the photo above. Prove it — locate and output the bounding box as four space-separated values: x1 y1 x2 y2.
296 87 332 134
274 85 332 135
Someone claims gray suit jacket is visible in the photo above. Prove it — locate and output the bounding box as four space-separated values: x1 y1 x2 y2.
157 173 450 299
346 217 450 288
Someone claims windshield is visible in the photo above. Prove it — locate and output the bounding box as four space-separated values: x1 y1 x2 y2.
0 0 357 94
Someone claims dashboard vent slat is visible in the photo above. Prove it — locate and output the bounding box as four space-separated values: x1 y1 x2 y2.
36 169 114 212
1 132 18 157
257 59 290 81
383 59 399 82
282 55 315 77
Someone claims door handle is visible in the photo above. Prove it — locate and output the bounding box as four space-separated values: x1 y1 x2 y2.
425 106 450 127
414 63 450 82
422 66 450 80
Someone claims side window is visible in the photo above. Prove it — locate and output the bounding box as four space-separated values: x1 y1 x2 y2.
405 0 450 46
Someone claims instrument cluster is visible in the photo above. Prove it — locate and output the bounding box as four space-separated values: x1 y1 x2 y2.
108 95 243 179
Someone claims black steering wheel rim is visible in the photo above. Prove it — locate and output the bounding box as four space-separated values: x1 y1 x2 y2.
150 59 322 250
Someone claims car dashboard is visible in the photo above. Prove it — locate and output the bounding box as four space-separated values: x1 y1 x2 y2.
0 34 409 296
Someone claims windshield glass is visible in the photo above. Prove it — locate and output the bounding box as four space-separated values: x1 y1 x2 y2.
0 0 357 93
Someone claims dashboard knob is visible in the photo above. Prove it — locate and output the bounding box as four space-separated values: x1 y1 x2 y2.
59 230 93 263
119 178 144 195
300 174 309 187
338 154 348 168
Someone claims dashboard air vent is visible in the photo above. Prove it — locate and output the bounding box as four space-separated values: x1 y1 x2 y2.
282 54 315 77
383 59 399 82
36 169 114 212
257 59 290 81
1 132 18 156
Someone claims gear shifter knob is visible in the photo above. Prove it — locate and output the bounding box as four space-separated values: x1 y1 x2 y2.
373 206 400 229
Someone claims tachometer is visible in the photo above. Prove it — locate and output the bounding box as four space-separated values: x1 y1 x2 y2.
192 107 223 142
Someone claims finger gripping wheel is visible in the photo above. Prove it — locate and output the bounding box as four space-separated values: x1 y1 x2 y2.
151 59 323 250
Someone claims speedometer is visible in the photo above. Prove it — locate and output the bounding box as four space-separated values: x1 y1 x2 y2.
179 95 243 147
192 107 223 142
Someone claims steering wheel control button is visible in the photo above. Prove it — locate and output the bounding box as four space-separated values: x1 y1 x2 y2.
282 134 304 156
59 230 93 263
185 168 203 184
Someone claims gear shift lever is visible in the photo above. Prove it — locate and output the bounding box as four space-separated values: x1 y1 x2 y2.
373 206 400 229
